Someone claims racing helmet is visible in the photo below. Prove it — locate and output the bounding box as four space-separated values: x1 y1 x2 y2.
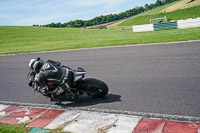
29 57 44 73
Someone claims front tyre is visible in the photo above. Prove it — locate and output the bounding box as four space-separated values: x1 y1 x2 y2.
80 78 108 98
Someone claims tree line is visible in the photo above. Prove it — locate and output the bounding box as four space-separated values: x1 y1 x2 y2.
33 0 177 28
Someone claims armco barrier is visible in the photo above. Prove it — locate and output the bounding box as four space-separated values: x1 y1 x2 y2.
153 21 178 31
132 24 154 32
177 17 200 29
133 17 200 32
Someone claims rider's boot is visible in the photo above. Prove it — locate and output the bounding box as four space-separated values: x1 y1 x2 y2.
51 86 65 100
40 86 49 96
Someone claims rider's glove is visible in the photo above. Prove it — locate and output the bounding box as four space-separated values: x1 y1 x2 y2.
28 75 34 86
28 79 33 86
28 72 35 86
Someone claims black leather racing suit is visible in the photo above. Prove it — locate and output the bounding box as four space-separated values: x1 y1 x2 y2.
34 60 74 96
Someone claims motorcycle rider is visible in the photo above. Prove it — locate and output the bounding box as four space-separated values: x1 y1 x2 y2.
28 57 74 100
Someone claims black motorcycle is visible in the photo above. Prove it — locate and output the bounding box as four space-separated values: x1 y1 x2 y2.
28 67 109 100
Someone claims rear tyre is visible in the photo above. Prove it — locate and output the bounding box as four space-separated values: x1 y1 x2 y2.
80 78 108 98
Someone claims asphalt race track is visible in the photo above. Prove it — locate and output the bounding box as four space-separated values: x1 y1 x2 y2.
0 41 200 117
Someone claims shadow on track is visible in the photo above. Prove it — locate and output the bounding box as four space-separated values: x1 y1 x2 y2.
54 94 121 108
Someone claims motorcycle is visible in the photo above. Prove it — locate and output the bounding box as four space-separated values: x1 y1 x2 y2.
28 67 109 101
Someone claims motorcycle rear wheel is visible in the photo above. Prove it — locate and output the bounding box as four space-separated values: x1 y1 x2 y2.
80 78 108 98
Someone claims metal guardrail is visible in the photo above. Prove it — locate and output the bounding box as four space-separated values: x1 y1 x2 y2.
132 17 200 32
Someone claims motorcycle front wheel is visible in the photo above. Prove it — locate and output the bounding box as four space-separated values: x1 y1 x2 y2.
79 78 108 98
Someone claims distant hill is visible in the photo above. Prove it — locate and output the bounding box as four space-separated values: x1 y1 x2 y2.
86 1 179 29
109 0 200 29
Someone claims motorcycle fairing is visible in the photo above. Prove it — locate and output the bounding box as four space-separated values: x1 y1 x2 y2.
74 67 86 82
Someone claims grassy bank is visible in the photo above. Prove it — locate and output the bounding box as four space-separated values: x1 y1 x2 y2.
138 1 179 16
0 26 200 55
119 6 200 26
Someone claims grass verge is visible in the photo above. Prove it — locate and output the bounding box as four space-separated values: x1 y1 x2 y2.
0 123 70 133
0 123 31 133
0 26 200 55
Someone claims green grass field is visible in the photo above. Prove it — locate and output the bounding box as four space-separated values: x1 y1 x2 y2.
0 26 200 55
